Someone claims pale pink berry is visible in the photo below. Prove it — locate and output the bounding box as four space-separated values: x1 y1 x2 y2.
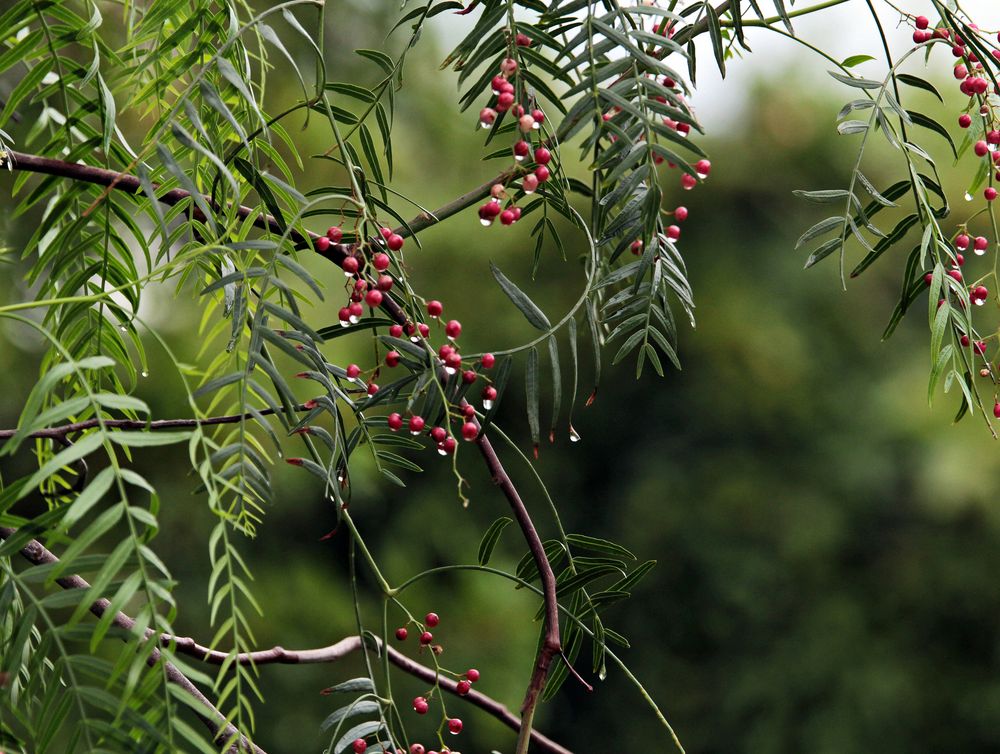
479 107 497 128
522 174 539 194
500 57 518 76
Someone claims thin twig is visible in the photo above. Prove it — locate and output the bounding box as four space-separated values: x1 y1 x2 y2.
0 526 266 754
161 633 573 754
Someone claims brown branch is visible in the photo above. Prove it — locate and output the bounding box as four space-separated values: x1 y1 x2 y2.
0 403 311 441
159 633 573 754
0 526 266 754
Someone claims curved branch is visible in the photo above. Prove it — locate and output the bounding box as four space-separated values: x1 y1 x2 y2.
0 526 266 754
160 633 573 754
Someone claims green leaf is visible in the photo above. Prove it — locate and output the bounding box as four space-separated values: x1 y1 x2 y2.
526 347 541 452
841 54 876 68
490 261 551 330
478 516 514 565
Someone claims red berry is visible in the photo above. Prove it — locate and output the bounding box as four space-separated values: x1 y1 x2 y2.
975 140 989 157
959 114 972 128
481 353 496 368
353 739 367 754
447 718 463 735
975 236 989 251
974 285 989 300
961 334 971 347
975 341 987 355
427 300 443 317
479 107 497 126
466 668 480 682
395 626 408 640
482 386 497 404
674 206 689 221
516 32 532 46
666 225 681 241
957 253 965 266
315 236 330 253
367 382 379 396
445 320 462 339
379 227 392 239
924 273 933 286
462 369 477 384
342 256 359 274
439 437 456 455
915 15 929 30
377 274 393 292
365 289 383 307
373 252 391 271
534 165 551 183
430 426 447 443
522 174 539 193
994 402 1000 418
388 413 403 431
695 159 711 176
987 187 998 201
389 324 403 337
496 92 515 111
413 697 429 714
500 209 516 225
534 147 551 165
410 746 425 754
956 233 970 250
346 364 361 379
418 323 430 338
461 422 478 440
513 140 530 158
445 352 462 371
419 631 433 645
387 233 404 251
948 269 963 283
630 239 643 255
385 350 400 367
327 226 343 242
439 343 455 360
349 302 364 319
409 416 425 433
338 307 351 323
681 173 697 190
463 404 475 417
425 612 440 627
491 75 506 94
456 680 471 695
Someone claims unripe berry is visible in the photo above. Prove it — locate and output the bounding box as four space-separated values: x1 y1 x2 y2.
387 233 404 251
456 680 472 695
491 183 506 199
346 364 361 379
427 300 443 317
481 353 496 368
519 114 535 132
462 422 478 440
445 319 462 339
522 174 539 194
388 413 403 431
534 147 551 165
448 718 463 735
500 57 518 76
395 626 408 641
315 236 330 253
430 426 447 443
327 225 343 242
342 256 359 274
409 416 426 433
385 350 400 367
534 165 551 183
365 289 383 307
466 668 480 682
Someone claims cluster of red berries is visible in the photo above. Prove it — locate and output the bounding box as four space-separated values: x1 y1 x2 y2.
475 52 553 226
906 14 999 379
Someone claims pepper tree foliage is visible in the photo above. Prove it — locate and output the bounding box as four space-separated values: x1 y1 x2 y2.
0 0 997 752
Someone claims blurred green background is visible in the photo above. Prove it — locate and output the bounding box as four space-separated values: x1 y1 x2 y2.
3 2 1000 753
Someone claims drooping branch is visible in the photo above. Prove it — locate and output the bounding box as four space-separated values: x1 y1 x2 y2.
0 403 312 440
0 526 266 754
160 633 573 754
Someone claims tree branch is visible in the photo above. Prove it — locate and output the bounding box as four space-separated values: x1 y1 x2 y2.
0 526 266 754
160 633 573 754
0 403 310 440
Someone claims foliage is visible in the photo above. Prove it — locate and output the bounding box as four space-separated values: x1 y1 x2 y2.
0 1 998 753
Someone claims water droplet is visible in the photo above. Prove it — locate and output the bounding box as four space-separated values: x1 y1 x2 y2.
965 192 975 202
514 154 525 162
696 170 708 180
482 399 494 410
119 325 128 332
479 218 493 227
349 315 360 324
437 447 448 456
524 186 536 195
445 366 456 375
410 335 421 343
569 427 581 442
975 297 986 306
340 320 349 328
976 247 988 256
479 119 492 129
343 270 353 278
141 370 149 378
